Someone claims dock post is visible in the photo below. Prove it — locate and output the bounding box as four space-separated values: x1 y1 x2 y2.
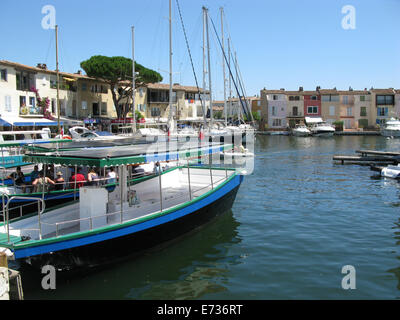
158 162 163 212
0 252 9 300
187 160 192 200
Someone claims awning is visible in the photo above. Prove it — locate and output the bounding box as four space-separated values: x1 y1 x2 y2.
305 117 323 124
59 117 83 126
63 77 77 82
0 115 63 127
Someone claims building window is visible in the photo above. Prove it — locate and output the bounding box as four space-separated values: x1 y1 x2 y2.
346 107 353 116
358 119 368 128
360 107 367 117
360 95 365 102
101 102 107 115
329 105 335 116
29 96 35 107
272 119 282 127
151 107 161 117
82 101 87 110
273 95 278 101
72 100 77 117
0 69 7 81
376 95 394 105
307 106 318 114
311 95 318 100
51 99 56 114
19 96 26 107
377 107 388 117
185 92 196 100
289 96 300 101
344 119 352 129
271 106 276 116
292 106 298 116
4 96 11 112
81 82 87 91
342 96 348 104
322 95 339 102
16 71 35 91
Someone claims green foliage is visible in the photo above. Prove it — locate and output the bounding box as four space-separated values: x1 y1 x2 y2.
333 120 343 131
135 110 143 120
213 111 223 119
80 55 162 118
80 55 162 85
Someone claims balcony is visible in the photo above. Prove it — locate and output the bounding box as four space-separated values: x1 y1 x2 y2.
20 105 43 116
287 111 303 118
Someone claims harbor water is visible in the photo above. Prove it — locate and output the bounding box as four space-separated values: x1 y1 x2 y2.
23 135 400 299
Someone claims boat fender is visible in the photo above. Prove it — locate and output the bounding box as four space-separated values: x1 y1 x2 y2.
0 247 14 260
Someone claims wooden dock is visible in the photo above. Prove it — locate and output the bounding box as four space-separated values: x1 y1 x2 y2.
333 149 400 165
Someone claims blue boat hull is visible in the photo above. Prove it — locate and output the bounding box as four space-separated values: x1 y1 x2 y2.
16 174 243 271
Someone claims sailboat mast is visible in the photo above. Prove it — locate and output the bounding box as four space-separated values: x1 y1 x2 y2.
131 26 136 132
55 25 61 135
220 7 227 127
205 7 213 130
168 0 174 132
235 51 241 123
202 7 207 129
228 37 232 124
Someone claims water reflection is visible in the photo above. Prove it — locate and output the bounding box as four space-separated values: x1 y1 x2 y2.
23 210 241 300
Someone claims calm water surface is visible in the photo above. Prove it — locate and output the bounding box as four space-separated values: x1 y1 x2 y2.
24 135 400 299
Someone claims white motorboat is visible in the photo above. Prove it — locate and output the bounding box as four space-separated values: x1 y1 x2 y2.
68 126 130 142
292 125 311 137
380 164 400 179
309 122 335 137
381 118 400 137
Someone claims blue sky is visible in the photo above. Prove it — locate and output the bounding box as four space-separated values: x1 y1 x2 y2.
1 0 399 99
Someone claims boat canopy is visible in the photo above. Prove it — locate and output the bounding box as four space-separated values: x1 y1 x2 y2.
0 115 62 127
23 141 233 167
0 138 72 148
305 117 323 124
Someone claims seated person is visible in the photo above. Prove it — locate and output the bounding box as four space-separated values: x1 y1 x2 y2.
32 172 55 193
7 166 26 193
87 168 100 186
69 168 86 189
54 171 65 191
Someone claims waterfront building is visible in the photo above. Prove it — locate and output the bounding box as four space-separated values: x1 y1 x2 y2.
260 89 287 129
286 90 305 128
320 89 340 125
144 83 207 123
370 88 396 126
0 60 117 130
0 60 208 131
339 90 356 130
303 89 321 121
352 90 372 130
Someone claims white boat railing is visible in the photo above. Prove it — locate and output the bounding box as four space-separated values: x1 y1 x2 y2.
4 196 45 242
4 166 232 240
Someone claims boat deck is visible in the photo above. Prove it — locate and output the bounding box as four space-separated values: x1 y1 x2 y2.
0 167 235 245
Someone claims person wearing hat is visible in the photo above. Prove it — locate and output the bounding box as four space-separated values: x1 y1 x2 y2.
54 171 65 191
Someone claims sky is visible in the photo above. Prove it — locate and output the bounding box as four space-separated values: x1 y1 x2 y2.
1 0 399 99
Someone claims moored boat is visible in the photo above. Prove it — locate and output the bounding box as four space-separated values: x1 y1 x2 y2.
309 122 335 137
0 141 242 271
381 118 400 137
292 125 311 137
